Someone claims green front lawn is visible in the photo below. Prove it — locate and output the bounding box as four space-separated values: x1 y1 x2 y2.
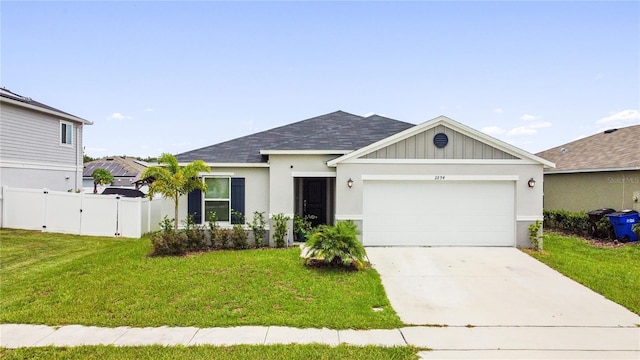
527 233 640 315
0 229 401 329
0 345 420 360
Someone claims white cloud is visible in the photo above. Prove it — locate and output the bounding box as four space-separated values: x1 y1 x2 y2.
107 112 132 121
144 108 154 112
481 126 506 136
494 108 504 114
483 120 551 138
507 126 536 136
363 112 376 117
520 114 537 121
506 121 552 136
596 109 640 126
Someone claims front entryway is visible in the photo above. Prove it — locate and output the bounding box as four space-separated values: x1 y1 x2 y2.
294 177 335 227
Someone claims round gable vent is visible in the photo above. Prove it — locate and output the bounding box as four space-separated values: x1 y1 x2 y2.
433 133 449 148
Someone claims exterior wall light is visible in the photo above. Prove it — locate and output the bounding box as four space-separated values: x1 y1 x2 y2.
528 178 536 188
347 178 354 188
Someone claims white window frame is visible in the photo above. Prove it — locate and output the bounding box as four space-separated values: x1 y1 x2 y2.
203 176 231 223
60 120 73 146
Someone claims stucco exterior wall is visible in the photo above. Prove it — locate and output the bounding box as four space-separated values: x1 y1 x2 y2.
543 170 640 212
335 162 545 247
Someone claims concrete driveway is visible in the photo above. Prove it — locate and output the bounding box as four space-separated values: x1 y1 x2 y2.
366 247 640 327
366 247 640 358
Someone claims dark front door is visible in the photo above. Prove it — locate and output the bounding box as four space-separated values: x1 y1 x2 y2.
303 178 326 227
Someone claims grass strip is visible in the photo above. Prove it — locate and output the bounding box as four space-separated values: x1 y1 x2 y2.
1 345 421 360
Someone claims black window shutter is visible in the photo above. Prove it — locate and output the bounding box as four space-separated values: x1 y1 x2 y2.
187 189 202 224
231 178 245 224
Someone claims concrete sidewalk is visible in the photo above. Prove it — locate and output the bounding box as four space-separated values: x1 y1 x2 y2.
2 323 639 359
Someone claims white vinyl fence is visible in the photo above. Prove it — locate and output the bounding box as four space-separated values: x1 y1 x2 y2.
2 186 166 238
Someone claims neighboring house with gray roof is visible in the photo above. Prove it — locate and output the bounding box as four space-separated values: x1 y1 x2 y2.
536 124 640 212
82 156 149 193
0 88 92 226
175 110 553 248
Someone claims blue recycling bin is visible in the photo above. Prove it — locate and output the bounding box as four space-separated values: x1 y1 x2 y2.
606 210 639 242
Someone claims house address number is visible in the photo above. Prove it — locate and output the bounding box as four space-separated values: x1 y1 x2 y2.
434 176 446 180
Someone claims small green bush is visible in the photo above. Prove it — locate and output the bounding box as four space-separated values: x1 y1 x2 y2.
150 231 188 256
595 217 615 239
528 220 542 250
293 214 317 242
214 228 231 248
231 224 249 249
150 216 189 256
305 220 366 270
249 211 267 247
159 215 174 233
207 211 219 245
272 213 290 248
183 214 207 251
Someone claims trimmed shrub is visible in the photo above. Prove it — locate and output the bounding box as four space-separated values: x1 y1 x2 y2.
213 228 231 249
150 230 188 256
595 217 615 239
150 216 188 256
249 211 267 247
271 213 290 248
183 214 208 251
231 224 249 249
543 209 614 239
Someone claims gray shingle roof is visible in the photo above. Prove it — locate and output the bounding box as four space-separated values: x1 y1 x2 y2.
0 88 91 124
175 111 415 163
535 124 640 173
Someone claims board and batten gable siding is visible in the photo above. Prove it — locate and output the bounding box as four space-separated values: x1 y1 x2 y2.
361 125 518 160
0 102 81 165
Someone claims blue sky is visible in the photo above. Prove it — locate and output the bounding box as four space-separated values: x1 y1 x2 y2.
2 1 638 158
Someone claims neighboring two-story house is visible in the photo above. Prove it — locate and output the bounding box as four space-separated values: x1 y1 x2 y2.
0 88 92 225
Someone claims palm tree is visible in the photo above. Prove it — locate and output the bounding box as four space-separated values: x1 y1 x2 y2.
141 153 211 230
91 168 114 194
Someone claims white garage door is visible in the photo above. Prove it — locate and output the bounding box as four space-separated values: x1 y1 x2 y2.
363 180 515 246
